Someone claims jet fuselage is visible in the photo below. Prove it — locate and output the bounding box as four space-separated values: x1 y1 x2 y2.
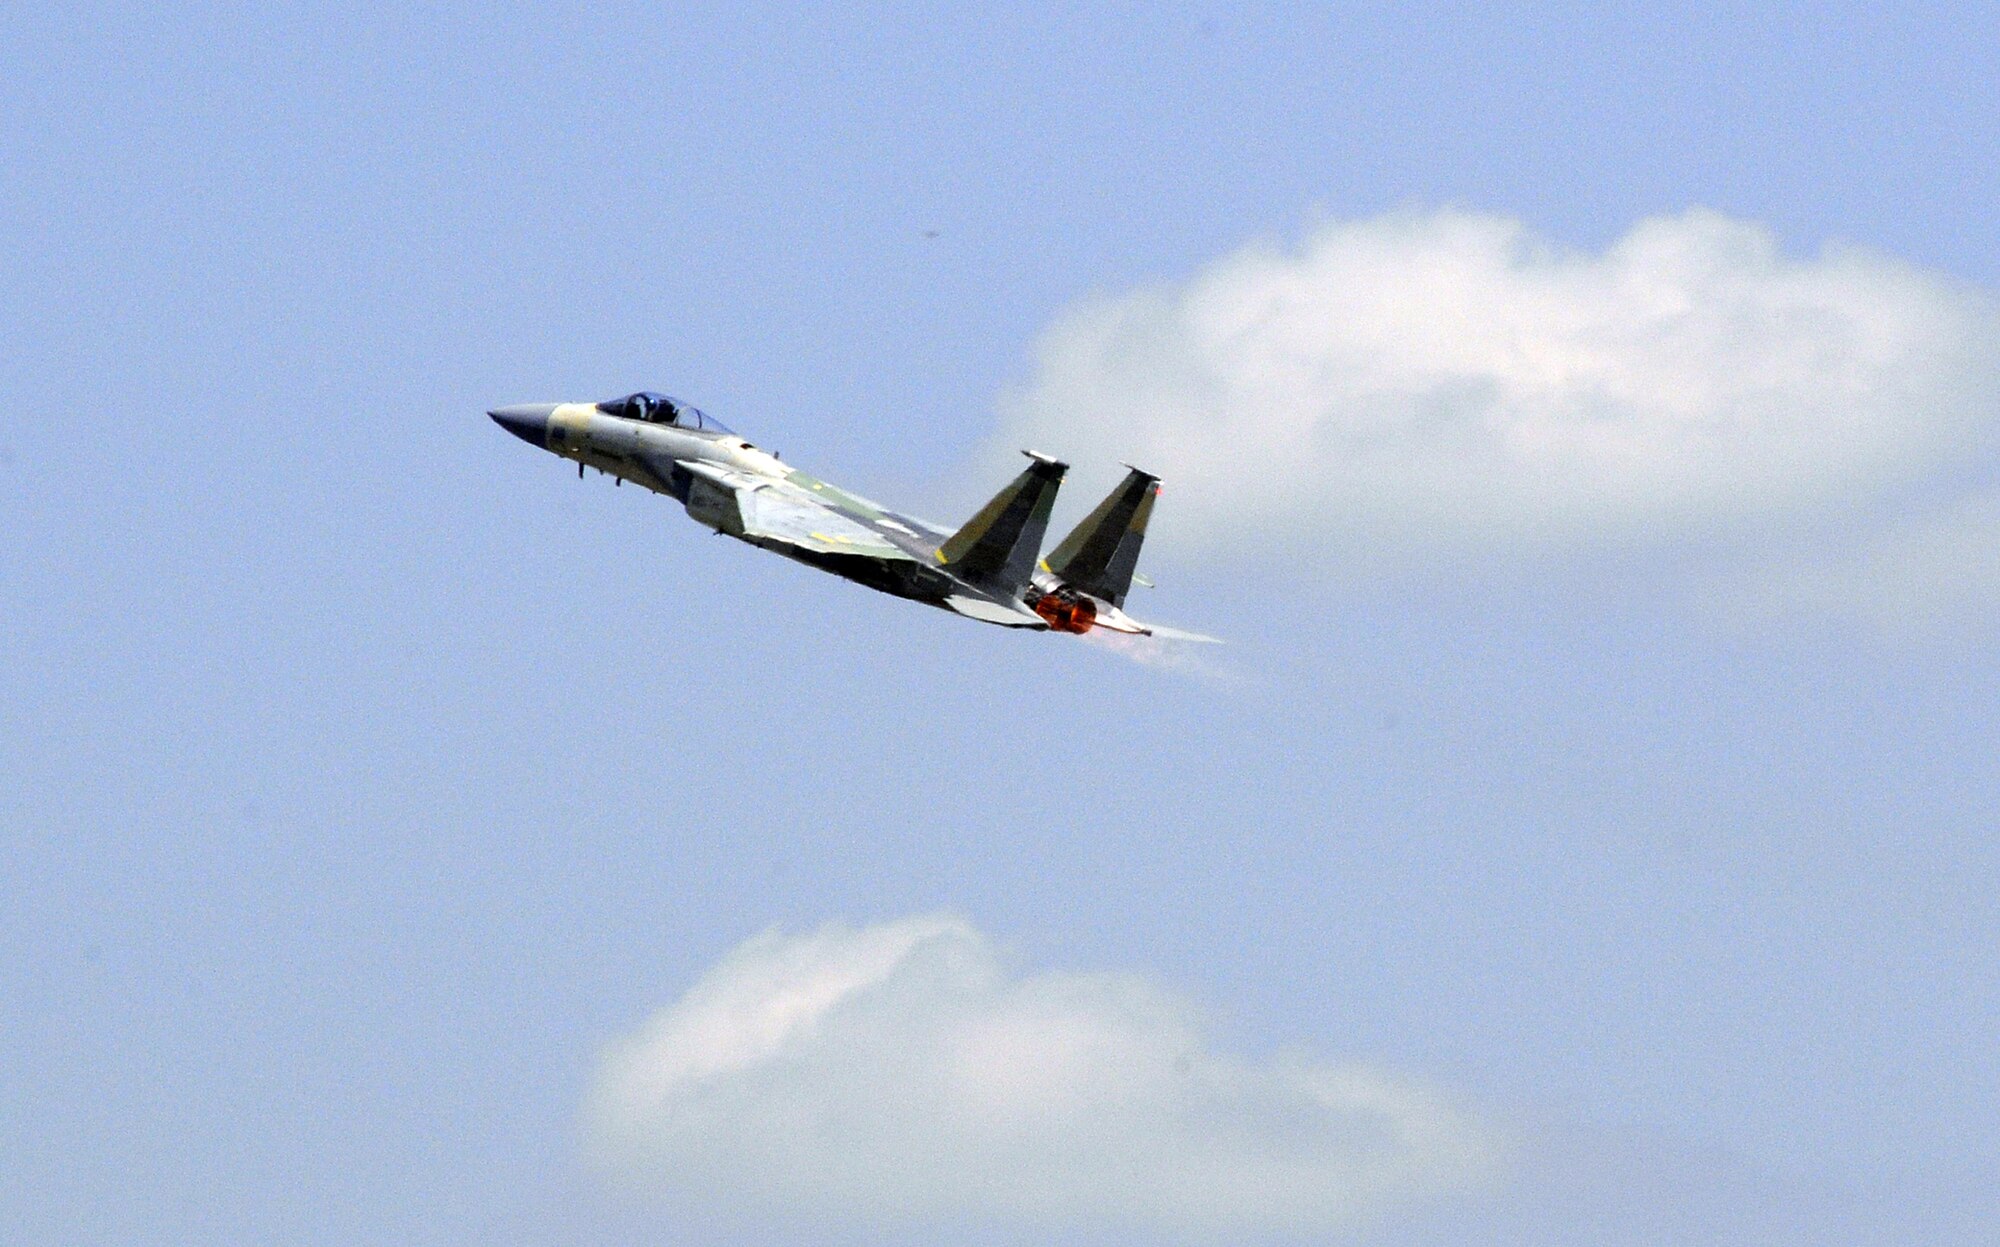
488 394 1209 640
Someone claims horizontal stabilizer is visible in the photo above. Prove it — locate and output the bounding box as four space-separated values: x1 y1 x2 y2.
1043 467 1159 608
935 451 1067 595
1089 601 1222 643
1132 620 1222 644
942 594 1050 628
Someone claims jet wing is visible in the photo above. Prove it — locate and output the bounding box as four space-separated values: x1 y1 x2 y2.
738 485 915 558
677 459 914 560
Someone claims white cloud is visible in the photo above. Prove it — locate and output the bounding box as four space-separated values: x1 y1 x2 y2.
996 208 2000 579
585 915 1492 1236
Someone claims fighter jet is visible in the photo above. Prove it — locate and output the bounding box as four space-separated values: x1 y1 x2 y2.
488 392 1214 639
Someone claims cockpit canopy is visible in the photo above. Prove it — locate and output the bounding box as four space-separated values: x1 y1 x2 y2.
596 391 734 435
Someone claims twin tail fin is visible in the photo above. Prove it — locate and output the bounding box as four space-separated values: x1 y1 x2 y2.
934 450 1067 595
1043 466 1158 608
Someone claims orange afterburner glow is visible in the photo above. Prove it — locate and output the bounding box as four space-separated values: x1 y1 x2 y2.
1032 592 1098 634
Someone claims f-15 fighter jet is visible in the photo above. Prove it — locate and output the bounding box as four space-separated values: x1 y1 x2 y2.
489 392 1214 639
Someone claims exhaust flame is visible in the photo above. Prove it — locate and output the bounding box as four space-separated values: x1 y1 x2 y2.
1032 592 1098 634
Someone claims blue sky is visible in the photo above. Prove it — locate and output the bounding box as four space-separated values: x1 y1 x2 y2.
5 4 1997 1243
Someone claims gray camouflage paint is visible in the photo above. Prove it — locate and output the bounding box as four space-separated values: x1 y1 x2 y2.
487 396 1198 637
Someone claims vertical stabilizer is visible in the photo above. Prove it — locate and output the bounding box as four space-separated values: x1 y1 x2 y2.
935 451 1068 595
1043 467 1159 608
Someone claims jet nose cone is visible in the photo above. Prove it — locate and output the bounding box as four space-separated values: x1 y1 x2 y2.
488 403 557 447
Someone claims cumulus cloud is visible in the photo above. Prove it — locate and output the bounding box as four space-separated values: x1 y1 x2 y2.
996 208 2000 585
585 915 1491 1236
